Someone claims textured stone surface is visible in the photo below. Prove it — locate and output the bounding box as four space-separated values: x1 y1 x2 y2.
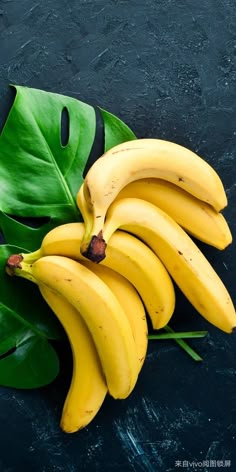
0 1 236 471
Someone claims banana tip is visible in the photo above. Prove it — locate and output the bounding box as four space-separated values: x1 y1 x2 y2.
5 254 23 276
81 231 107 263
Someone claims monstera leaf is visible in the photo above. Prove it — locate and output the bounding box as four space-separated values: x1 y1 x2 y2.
0 86 136 250
0 85 136 387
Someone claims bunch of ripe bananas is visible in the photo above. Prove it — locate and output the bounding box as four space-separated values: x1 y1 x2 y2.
6 138 235 434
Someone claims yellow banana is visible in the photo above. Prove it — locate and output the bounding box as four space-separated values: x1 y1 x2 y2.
116 178 232 250
80 261 148 368
102 198 236 334
39 285 107 433
9 255 139 399
79 139 227 258
101 231 175 330
18 223 175 330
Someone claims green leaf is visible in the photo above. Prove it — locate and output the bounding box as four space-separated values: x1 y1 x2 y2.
0 85 137 388
0 333 60 389
0 244 61 387
0 85 96 250
100 107 137 151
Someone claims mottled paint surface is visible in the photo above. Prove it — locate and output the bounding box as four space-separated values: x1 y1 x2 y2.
0 1 236 470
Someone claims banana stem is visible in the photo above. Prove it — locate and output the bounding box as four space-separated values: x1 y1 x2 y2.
5 254 37 284
21 249 42 264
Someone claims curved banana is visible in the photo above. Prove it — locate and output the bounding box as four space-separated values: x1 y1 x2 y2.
39 285 107 433
79 139 227 258
116 178 232 250
10 255 139 399
18 223 176 330
102 198 236 334
80 261 148 368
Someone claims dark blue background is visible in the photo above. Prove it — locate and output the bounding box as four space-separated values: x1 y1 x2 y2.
0 1 235 471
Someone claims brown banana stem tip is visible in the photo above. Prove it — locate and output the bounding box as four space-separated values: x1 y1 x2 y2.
5 254 23 276
82 231 107 263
